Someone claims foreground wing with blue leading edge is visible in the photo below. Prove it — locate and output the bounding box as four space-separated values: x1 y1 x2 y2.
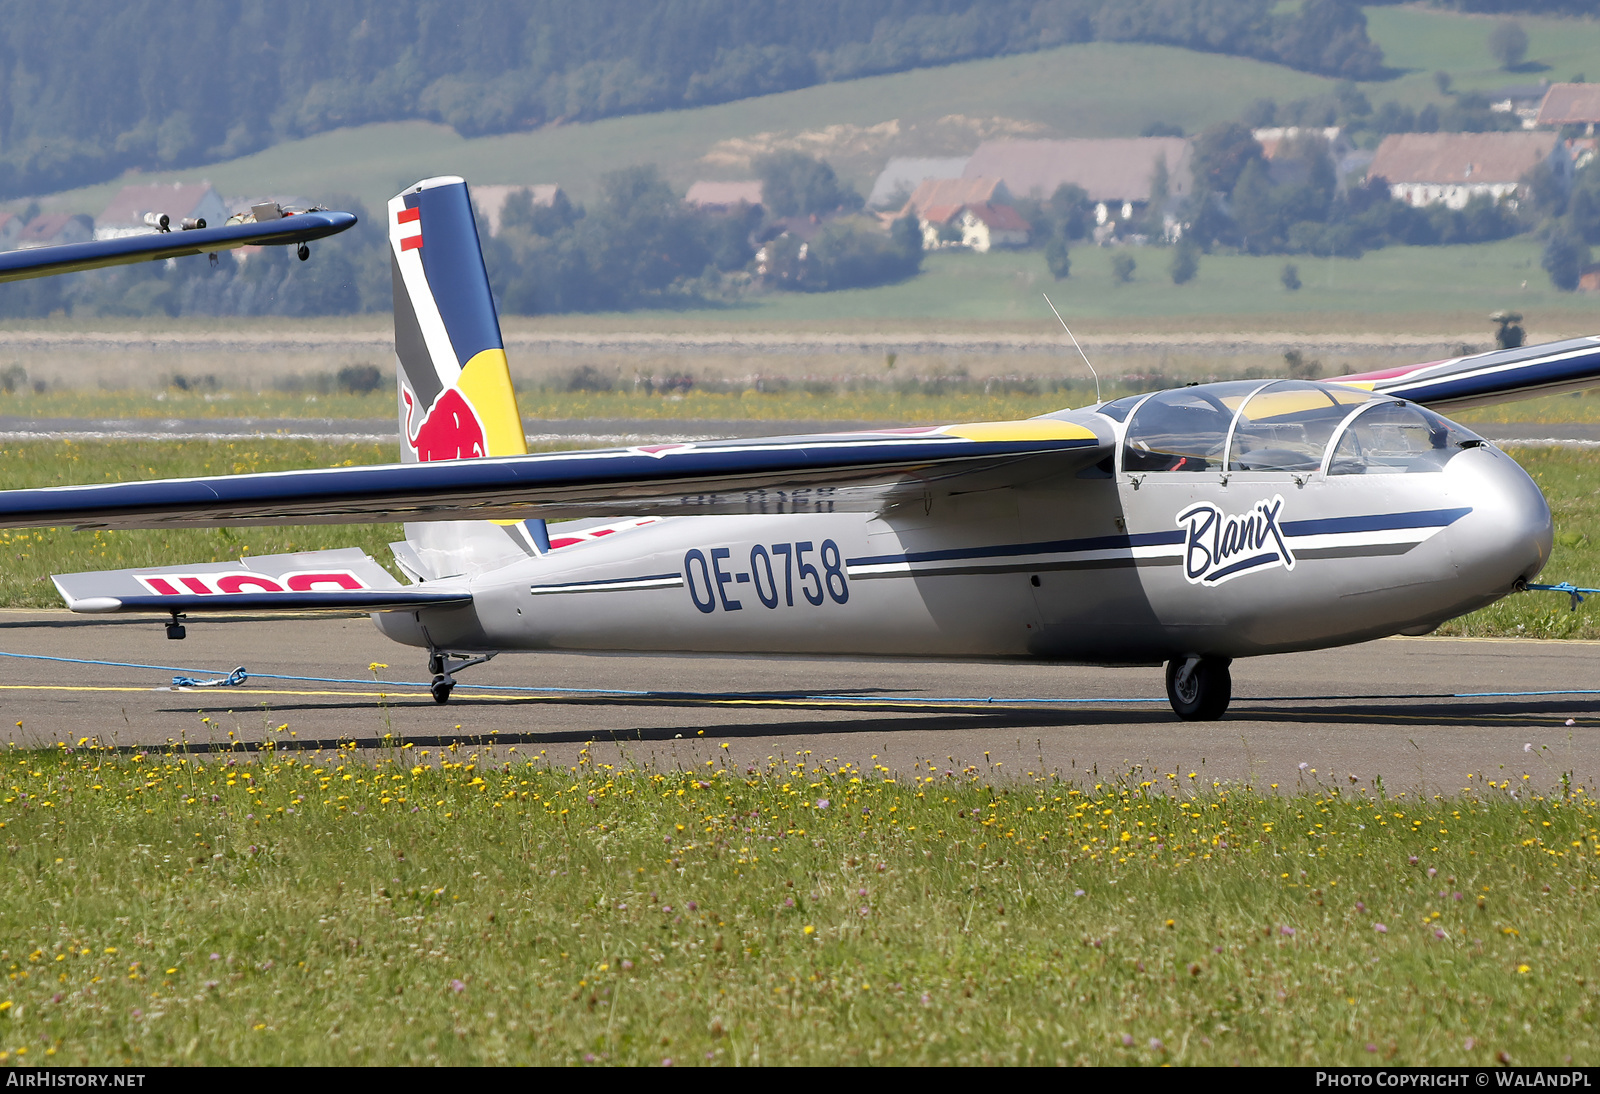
0 418 1111 530
1338 337 1600 410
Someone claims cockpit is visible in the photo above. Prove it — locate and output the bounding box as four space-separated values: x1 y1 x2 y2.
1094 379 1482 476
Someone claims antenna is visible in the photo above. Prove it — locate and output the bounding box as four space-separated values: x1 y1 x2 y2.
1042 293 1101 404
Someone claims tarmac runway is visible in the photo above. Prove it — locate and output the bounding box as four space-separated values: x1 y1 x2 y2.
0 609 1594 793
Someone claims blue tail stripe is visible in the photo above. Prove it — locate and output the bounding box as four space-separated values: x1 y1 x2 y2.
409 182 503 363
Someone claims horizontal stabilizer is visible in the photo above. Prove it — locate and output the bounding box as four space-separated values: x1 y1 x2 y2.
0 211 356 283
52 546 469 614
1338 337 1600 411
62 589 471 615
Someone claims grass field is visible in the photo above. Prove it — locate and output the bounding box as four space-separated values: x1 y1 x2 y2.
0 441 405 606
0 743 1591 1065
1436 446 1600 640
1367 6 1600 97
650 239 1594 328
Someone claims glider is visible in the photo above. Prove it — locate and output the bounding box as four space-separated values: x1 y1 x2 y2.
8 176 1596 717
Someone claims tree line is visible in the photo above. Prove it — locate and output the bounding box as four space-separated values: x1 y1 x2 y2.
0 155 923 319
0 0 1385 199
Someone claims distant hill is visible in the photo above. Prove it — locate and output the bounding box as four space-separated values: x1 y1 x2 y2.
0 0 1386 199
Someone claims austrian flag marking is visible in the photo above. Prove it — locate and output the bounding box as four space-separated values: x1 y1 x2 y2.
396 206 422 251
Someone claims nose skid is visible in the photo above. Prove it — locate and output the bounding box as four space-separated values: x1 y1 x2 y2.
1447 446 1553 595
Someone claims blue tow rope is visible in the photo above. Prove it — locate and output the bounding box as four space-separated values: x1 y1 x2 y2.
170 666 248 688
1524 581 1600 611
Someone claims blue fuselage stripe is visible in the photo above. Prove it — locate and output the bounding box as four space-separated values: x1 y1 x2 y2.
846 507 1471 568
530 572 681 591
1279 507 1470 537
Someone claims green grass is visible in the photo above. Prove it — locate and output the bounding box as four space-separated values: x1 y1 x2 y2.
0 441 405 606
0 745 1592 1065
1458 392 1600 425
0 389 398 421
662 239 1594 327
1440 446 1600 640
1366 6 1600 96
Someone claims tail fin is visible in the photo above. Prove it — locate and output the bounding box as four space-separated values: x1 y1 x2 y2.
389 177 526 463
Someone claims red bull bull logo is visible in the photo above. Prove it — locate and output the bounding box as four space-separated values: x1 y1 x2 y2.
403 386 487 461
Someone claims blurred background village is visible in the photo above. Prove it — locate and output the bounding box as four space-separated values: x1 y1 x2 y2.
0 1 1596 399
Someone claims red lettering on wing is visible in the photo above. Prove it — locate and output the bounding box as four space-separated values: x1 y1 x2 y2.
285 572 365 592
134 570 368 596
217 574 285 594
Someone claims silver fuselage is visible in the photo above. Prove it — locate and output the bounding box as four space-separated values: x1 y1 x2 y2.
374 412 1552 666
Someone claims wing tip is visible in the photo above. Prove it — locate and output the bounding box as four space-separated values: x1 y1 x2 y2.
67 596 123 614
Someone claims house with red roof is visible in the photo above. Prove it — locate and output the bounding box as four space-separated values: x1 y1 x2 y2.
685 180 763 212
901 178 1028 251
17 213 92 248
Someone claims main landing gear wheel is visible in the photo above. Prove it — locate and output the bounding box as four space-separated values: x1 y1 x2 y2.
430 675 454 705
1165 656 1231 721
420 644 495 705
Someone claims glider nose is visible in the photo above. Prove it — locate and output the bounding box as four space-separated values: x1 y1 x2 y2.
1448 444 1552 591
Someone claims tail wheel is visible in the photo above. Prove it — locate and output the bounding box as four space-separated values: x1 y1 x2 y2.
430 675 454 705
1165 656 1231 721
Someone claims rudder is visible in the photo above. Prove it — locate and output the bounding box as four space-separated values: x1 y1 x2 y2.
389 177 527 463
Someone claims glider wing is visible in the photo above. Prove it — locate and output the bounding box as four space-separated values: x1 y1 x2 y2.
0 420 1111 530
0 211 357 283
1338 336 1600 411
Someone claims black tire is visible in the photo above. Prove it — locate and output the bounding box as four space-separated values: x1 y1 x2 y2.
430 675 453 705
1165 657 1231 720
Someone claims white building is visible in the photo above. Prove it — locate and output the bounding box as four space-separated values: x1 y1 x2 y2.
1368 132 1569 210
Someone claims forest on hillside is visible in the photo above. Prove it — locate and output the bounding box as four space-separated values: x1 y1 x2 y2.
0 0 1389 199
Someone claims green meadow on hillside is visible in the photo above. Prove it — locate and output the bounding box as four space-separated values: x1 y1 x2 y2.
15 5 1600 218
16 42 1335 214
1366 6 1600 97
646 238 1594 327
